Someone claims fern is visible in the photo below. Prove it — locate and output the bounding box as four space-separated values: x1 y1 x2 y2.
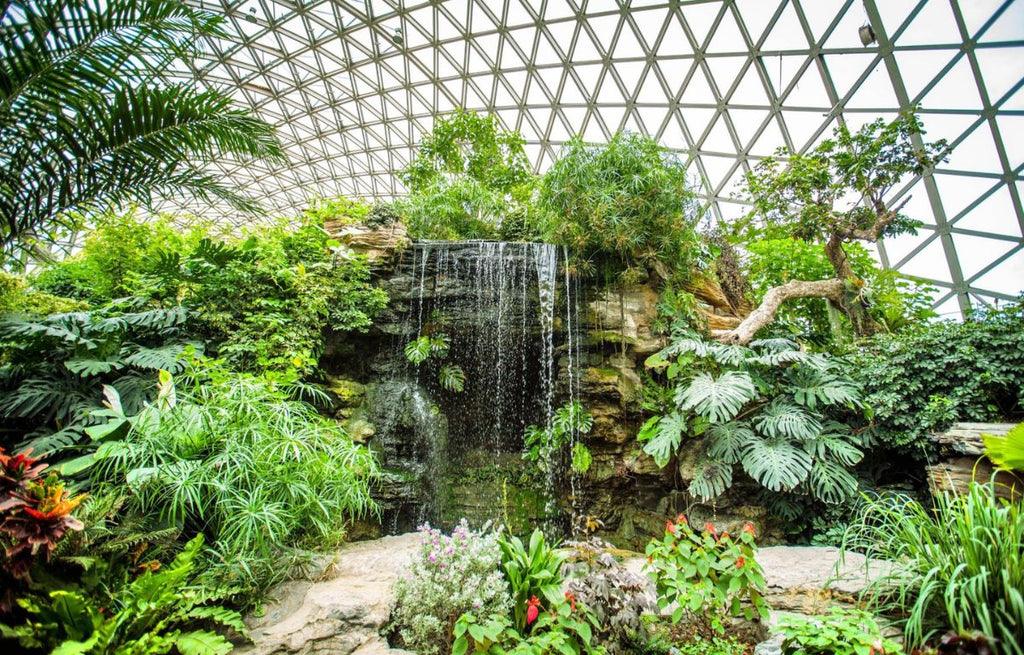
639 412 688 468
689 456 733 500
754 398 822 441
705 421 755 464
675 371 758 424
741 434 813 492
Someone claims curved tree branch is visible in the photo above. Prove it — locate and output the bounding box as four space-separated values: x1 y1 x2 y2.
712 278 846 345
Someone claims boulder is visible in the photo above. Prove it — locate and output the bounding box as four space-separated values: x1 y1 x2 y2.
326 221 410 267
926 422 1022 500
238 533 420 655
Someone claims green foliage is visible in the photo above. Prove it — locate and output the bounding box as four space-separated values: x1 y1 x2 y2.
742 237 936 345
843 301 1024 451
0 0 282 262
641 333 866 508
398 108 536 240
0 303 196 457
0 272 86 316
391 521 511 655
778 608 903 655
452 602 602 655
405 333 465 392
91 365 379 590
738 113 946 245
523 402 594 475
983 422 1024 472
498 529 568 633
0 534 241 655
536 132 701 281
842 481 1024 654
644 517 769 633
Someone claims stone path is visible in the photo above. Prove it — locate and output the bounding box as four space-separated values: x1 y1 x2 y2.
240 534 886 654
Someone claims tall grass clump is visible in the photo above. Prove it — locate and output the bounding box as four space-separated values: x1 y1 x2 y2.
93 365 379 587
843 480 1024 653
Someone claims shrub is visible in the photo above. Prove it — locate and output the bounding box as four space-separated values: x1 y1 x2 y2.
644 516 768 634
844 300 1024 451
92 364 379 591
499 529 568 633
391 521 511 655
778 607 902 655
537 132 701 281
842 481 1023 654
452 601 601 655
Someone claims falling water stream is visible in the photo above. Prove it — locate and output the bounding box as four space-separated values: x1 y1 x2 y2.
371 240 583 533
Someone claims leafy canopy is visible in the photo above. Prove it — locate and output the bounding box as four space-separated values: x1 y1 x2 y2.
537 132 702 282
0 0 283 262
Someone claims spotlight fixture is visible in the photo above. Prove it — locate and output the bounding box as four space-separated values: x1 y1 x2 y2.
858 24 876 46
391 27 404 45
245 6 258 24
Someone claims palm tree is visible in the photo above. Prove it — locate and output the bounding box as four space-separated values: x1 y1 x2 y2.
0 0 284 263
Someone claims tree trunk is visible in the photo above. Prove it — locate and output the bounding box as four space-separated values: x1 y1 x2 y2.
713 278 846 345
823 235 879 338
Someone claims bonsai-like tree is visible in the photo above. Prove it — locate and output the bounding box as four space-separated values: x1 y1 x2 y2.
0 0 283 263
717 113 947 344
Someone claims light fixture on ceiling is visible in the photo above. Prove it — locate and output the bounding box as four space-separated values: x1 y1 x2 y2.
245 6 258 24
858 24 876 46
391 27 403 45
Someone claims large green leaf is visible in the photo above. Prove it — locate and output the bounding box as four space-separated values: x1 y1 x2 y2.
753 398 822 441
804 428 864 467
788 366 861 410
741 435 813 492
175 630 232 655
639 412 687 468
688 456 733 500
676 371 758 424
808 459 859 504
983 423 1024 473
705 421 756 464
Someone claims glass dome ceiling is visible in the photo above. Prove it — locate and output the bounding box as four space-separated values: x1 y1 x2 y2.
185 0 1024 316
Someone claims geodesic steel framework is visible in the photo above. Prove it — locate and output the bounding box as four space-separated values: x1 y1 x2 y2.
183 0 1024 315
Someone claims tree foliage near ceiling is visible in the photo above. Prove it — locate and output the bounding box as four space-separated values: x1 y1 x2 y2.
640 332 868 515
720 112 947 345
536 132 702 283
397 108 536 240
0 0 283 264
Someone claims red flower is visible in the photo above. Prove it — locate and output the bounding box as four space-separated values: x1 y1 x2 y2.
703 522 717 536
742 522 756 535
675 513 688 526
526 595 541 625
736 556 745 569
666 520 676 534
565 591 576 613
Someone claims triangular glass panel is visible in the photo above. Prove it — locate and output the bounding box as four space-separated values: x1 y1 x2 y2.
507 0 534 26
573 63 604 99
549 112 571 141
500 69 529 102
469 1 500 35
953 184 1016 234
782 110 831 151
893 50 958 103
798 0 842 45
571 26 603 62
630 7 665 51
636 68 670 104
822 4 872 50
622 110 644 134
729 62 766 104
973 249 1024 295
706 9 745 54
936 172 1000 220
505 26 535 59
659 113 690 150
702 113 737 154
766 54 812 100
825 52 879 102
760 0 805 51
527 75 552 105
587 14 620 56
614 19 645 59
614 61 647 99
559 106 588 137
846 66 900 110
543 0 576 22
657 14 693 57
975 48 1024 107
530 106 553 136
436 6 464 40
750 115 787 156
583 111 606 141
556 70 587 104
996 115 1024 170
886 230 944 274
732 0 782 46
945 123 1003 174
922 58 984 111
954 234 1017 279
534 31 564 66
701 155 737 192
680 106 718 140
727 108 770 150
977 1 1024 43
704 56 746 97
680 3 723 49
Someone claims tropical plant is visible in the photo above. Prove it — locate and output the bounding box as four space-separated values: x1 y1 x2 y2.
777 607 902 655
0 302 196 458
0 272 85 316
983 422 1024 472
452 600 602 655
405 333 466 392
0 0 282 262
563 537 654 654
91 364 379 589
523 402 594 475
640 333 867 508
0 534 243 655
537 131 701 281
498 529 568 633
644 516 769 634
391 521 511 655
397 108 536 240
721 112 947 344
0 448 84 579
842 481 1023 654
843 300 1024 451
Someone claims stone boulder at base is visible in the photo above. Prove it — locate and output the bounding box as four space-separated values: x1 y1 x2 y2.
237 532 420 655
325 220 410 267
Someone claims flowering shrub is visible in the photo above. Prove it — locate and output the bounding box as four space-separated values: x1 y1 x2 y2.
391 520 511 655
644 516 768 634
452 593 602 654
0 448 84 580
498 529 567 632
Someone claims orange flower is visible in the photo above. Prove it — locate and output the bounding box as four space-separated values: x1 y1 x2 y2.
675 513 688 525
736 556 745 569
742 522 756 535
666 520 676 534
703 522 717 536
565 591 576 613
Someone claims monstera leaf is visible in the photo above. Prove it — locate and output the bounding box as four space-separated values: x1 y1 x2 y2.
676 371 758 424
639 412 688 468
741 434 813 492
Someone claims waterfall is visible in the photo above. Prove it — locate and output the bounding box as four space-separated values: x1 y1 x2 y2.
371 240 579 532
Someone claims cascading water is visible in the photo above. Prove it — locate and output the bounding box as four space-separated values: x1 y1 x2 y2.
369 240 582 533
